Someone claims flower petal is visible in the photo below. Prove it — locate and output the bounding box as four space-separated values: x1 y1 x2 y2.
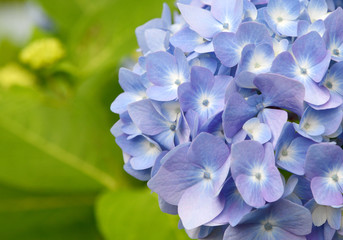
128 99 169 135
311 176 343 206
305 143 343 179
178 181 225 229
223 93 258 139
254 73 305 116
235 174 265 208
211 0 243 32
177 3 222 38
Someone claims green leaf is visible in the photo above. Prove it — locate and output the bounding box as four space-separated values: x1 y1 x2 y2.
37 0 175 75
0 81 125 193
0 182 100 240
96 190 190 240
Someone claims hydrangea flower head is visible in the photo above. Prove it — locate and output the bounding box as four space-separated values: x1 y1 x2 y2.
111 0 343 239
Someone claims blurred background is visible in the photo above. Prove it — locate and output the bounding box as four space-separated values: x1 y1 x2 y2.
0 0 189 239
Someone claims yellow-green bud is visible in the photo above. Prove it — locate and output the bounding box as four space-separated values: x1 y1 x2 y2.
0 63 35 89
20 38 65 69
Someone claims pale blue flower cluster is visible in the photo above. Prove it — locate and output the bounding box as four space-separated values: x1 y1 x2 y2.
111 0 343 239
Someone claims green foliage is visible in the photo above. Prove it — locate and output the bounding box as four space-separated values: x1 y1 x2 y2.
96 190 189 240
0 0 182 239
0 183 100 240
0 85 117 192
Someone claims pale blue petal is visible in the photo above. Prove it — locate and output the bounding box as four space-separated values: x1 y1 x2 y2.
177 3 222 38
297 20 311 37
258 109 288 147
111 92 139 114
308 0 328 22
213 32 241 67
161 3 172 27
111 120 123 137
235 22 273 47
267 0 301 21
187 132 230 172
276 20 299 37
158 196 178 215
175 48 190 82
128 99 169 135
223 224 263 240
211 75 232 103
238 44 274 74
135 19 164 54
271 51 298 79
230 140 265 178
270 227 306 240
170 27 203 52
327 207 342 230
194 41 215 53
147 85 178 101
189 55 218 74
121 115 141 138
327 61 343 96
235 71 256 89
273 39 289 56
243 0 258 21
211 0 243 32
270 199 313 235
178 82 198 111
146 51 178 86
124 162 151 181
235 174 265 208
299 107 343 136
305 143 343 179
254 73 305 116
309 20 326 36
311 176 343 206
151 151 167 177
116 135 148 156
119 67 146 92
178 182 225 229
302 77 330 105
310 91 343 110
147 143 196 205
151 101 180 122
209 178 252 227
261 167 284 203
275 122 298 157
292 31 328 67
243 117 272 144
185 109 200 139
130 146 161 170
175 112 191 145
223 93 259 138
145 28 169 52
277 136 314 175
283 175 298 198
308 51 331 83
153 129 175 150
189 66 214 94
293 122 323 142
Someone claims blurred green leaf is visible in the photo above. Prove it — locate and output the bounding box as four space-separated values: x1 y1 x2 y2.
0 182 100 240
96 190 190 240
0 40 20 65
37 0 175 74
0 80 124 192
